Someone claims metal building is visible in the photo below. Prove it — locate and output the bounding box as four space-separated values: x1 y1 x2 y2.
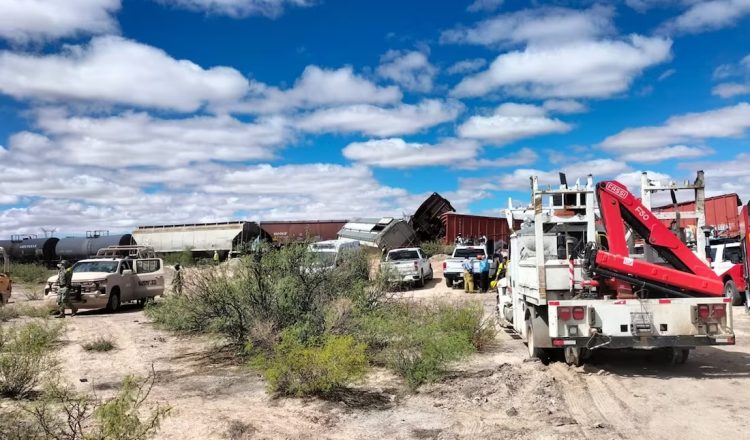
132 221 261 253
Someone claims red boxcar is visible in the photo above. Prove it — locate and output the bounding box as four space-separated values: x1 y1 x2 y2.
259 220 347 243
441 213 521 247
653 194 742 238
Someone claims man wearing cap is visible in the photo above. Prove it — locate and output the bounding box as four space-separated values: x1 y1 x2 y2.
478 255 490 293
55 260 77 318
461 255 475 293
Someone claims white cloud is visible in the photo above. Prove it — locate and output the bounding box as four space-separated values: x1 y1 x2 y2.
712 82 750 98
456 147 539 170
157 0 313 18
0 0 120 43
467 0 504 13
542 99 587 114
458 103 572 144
343 138 480 168
601 103 750 150
9 109 292 168
376 50 437 93
228 65 402 113
460 158 631 192
0 36 249 112
618 145 714 163
441 5 615 48
296 99 464 137
659 0 750 34
451 35 672 99
658 68 676 81
447 58 487 75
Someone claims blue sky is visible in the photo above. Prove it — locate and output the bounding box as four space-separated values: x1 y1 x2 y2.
0 0 749 236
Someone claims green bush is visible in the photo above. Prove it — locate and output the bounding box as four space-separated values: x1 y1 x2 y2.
420 241 454 258
355 302 495 388
0 321 62 398
20 369 170 440
82 336 116 352
0 304 57 322
146 242 372 346
8 263 55 284
252 327 368 396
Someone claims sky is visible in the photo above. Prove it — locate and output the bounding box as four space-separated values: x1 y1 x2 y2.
0 0 749 237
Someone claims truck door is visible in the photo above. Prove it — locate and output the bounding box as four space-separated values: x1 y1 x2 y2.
134 259 164 299
118 260 135 302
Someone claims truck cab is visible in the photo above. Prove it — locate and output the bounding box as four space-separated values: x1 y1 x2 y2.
442 245 488 288
708 241 746 305
380 247 433 287
45 246 164 312
308 239 360 272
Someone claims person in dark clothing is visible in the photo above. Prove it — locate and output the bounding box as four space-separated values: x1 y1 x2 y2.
478 255 490 293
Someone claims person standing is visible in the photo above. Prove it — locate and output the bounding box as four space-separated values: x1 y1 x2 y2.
462 255 474 293
479 255 490 293
55 260 77 318
213 250 220 264
172 263 183 295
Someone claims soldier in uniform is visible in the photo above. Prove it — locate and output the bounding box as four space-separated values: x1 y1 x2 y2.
55 260 77 318
172 263 183 295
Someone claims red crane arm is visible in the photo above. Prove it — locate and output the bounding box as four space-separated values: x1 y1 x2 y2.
594 181 723 297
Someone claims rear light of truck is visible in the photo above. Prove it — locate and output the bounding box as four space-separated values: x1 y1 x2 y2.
572 307 585 320
558 307 572 321
442 262 447 270
711 304 726 319
697 304 710 320
558 306 586 321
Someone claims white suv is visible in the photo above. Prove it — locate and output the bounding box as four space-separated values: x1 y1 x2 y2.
45 256 165 312
709 242 746 306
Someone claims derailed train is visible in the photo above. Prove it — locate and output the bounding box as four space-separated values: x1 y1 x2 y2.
0 233 134 266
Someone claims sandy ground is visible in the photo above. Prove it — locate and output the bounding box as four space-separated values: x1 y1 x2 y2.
5 261 750 440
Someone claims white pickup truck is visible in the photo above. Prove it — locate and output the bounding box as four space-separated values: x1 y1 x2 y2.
380 248 433 287
442 245 488 287
45 255 165 312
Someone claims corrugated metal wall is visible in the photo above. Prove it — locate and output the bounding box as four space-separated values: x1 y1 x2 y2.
441 213 520 247
653 194 742 238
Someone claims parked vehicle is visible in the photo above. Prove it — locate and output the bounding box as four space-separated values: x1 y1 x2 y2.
0 247 11 305
308 239 361 271
498 174 735 367
380 248 433 287
442 245 487 288
709 241 747 305
44 246 165 312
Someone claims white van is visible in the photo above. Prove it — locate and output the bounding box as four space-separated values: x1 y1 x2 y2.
308 239 361 271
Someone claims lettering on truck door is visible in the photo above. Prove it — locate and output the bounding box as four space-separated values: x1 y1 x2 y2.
135 259 163 299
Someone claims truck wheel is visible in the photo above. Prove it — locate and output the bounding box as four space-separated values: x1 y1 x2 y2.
564 347 585 367
106 290 120 313
445 277 452 288
418 271 425 288
724 280 742 306
525 319 548 363
671 348 689 365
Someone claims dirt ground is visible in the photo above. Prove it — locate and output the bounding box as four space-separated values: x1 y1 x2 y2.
6 261 750 440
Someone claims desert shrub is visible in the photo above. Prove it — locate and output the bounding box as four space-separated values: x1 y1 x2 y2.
160 247 195 267
146 242 372 346
82 336 116 352
23 368 171 440
252 327 368 396
355 302 495 388
23 287 45 301
1 303 57 322
420 241 454 258
0 321 61 397
9 263 54 284
0 306 20 322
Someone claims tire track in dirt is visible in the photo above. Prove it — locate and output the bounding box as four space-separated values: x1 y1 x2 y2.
550 362 644 439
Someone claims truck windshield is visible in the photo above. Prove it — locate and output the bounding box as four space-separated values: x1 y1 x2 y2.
453 248 485 258
388 250 419 261
72 261 119 273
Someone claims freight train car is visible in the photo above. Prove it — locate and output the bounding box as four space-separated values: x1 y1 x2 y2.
5 236 60 264
56 233 134 261
260 220 347 244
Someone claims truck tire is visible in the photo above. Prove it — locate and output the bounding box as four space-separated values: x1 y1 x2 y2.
724 280 742 306
525 319 548 363
106 289 120 313
418 270 425 288
445 277 452 288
